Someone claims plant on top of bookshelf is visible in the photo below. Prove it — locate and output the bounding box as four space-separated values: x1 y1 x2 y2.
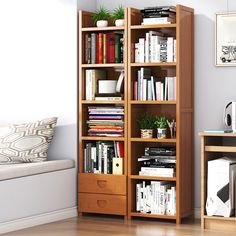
154 116 168 139
137 112 155 138
92 6 110 27
112 5 125 26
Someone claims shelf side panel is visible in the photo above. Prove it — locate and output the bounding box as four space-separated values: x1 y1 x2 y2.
176 5 194 220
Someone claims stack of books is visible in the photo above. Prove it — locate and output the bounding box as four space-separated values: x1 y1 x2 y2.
134 32 176 63
84 141 124 174
136 181 176 215
138 147 176 177
141 6 176 25
133 68 176 101
87 106 124 137
84 31 124 64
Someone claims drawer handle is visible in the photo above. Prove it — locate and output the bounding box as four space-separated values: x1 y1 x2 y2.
97 180 107 188
97 200 107 208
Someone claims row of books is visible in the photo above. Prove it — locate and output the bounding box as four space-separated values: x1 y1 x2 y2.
133 68 176 101
84 32 124 64
134 32 176 63
141 6 176 25
87 106 124 137
84 141 124 174
136 181 176 215
85 69 124 101
138 147 176 177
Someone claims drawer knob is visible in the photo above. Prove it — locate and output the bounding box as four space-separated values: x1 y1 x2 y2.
97 200 107 208
97 180 107 188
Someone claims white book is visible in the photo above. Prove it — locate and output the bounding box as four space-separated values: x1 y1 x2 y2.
98 143 102 173
136 183 141 212
85 70 92 100
145 33 150 62
155 81 161 100
135 43 140 63
151 76 156 101
171 186 176 215
164 77 168 100
139 171 174 177
174 39 177 62
161 82 164 101
167 77 174 100
137 70 141 100
147 80 152 100
142 79 147 101
91 147 97 173
139 38 145 63
167 37 174 62
84 148 87 173
103 144 108 174
142 17 175 25
166 189 172 215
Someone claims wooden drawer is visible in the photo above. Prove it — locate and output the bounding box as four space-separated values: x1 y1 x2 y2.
78 173 126 195
78 193 126 215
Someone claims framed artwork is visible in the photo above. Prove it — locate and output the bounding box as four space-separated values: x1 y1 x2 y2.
216 13 236 66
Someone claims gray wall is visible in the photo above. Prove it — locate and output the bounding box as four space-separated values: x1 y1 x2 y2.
97 0 236 209
77 0 96 11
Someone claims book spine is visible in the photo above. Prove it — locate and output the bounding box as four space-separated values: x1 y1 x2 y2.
103 34 106 64
174 39 176 62
88 35 91 64
139 38 145 63
109 33 115 63
91 33 96 64
84 148 87 173
98 33 103 64
106 33 110 63
167 37 174 62
85 33 89 64
115 34 121 63
135 43 140 63
145 33 150 63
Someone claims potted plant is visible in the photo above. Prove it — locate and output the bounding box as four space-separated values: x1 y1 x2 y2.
137 113 155 138
154 116 168 139
111 5 125 27
92 6 110 27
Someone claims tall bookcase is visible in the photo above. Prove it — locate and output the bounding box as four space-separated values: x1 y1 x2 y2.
78 10 128 218
78 5 194 223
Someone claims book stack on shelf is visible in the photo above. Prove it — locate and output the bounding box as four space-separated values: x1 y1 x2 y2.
87 106 124 137
133 68 176 101
85 31 124 64
141 6 176 25
136 181 176 215
134 32 176 63
84 141 124 174
138 147 176 177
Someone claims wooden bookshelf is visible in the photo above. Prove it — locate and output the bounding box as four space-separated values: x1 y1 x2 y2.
78 9 128 218
78 5 194 223
127 5 194 223
199 132 236 231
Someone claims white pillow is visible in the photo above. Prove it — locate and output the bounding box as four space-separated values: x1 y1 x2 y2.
0 117 57 164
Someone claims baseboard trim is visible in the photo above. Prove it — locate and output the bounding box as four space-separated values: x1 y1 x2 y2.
194 207 201 219
0 207 78 235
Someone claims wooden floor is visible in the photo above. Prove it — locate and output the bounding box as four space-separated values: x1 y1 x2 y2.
2 215 236 236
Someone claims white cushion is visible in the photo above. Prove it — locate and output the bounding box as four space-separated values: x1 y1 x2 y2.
0 160 75 181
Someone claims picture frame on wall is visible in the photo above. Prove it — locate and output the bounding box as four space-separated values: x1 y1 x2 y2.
216 12 236 66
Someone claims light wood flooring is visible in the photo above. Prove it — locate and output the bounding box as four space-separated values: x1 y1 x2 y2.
2 215 236 236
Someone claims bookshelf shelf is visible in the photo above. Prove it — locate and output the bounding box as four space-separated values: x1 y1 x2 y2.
130 101 176 105
81 136 125 141
130 212 176 219
82 26 125 32
130 24 177 30
81 100 125 105
130 138 177 143
81 63 125 68
131 62 177 67
130 175 176 181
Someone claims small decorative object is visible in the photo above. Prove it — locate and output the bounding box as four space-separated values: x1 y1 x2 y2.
216 12 236 66
92 6 110 27
137 113 155 138
155 116 168 139
167 119 176 139
112 5 125 26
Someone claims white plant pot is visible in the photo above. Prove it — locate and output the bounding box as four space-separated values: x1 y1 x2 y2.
157 128 167 139
96 20 108 27
115 19 125 27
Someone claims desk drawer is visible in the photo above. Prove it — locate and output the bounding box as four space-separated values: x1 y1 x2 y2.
78 173 126 195
78 193 126 215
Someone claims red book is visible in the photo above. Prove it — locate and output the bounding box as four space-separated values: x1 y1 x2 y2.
96 34 99 63
98 33 103 64
108 32 115 63
117 141 124 158
106 33 111 63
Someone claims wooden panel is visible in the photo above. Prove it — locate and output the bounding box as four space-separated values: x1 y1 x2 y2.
78 173 126 195
130 212 176 219
204 218 236 231
78 193 126 215
205 146 236 152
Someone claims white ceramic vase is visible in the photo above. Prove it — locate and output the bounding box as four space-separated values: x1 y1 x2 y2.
115 19 125 27
96 20 108 27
